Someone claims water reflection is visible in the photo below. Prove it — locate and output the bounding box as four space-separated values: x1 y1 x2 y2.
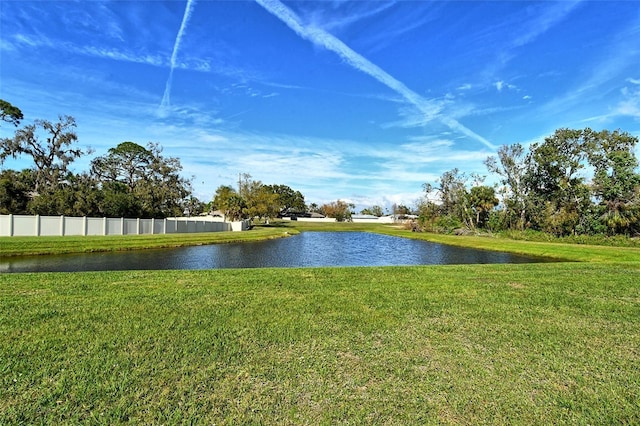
1 232 551 273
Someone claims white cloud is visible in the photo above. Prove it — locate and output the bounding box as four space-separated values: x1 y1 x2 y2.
81 46 164 66
350 4 441 54
580 81 640 123
4 32 166 68
304 1 397 33
396 139 492 165
616 85 640 120
512 1 583 48
142 117 494 208
495 80 517 92
13 34 45 47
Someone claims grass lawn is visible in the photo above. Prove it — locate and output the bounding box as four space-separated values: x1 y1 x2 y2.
0 226 295 257
373 227 640 263
1 223 639 424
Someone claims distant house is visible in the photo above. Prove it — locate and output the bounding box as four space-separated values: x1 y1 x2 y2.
281 212 335 222
208 210 226 222
352 215 395 223
351 214 379 222
393 214 418 221
280 212 326 220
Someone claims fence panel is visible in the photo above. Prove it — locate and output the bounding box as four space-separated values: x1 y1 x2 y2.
0 215 10 236
123 219 137 235
140 219 153 235
87 218 104 236
105 218 122 235
65 217 85 236
0 215 246 237
39 216 61 236
153 219 166 235
14 215 37 236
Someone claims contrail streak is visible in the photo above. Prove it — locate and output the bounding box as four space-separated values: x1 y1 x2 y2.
255 0 496 150
160 0 197 113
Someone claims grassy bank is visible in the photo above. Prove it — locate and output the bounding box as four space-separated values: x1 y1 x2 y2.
2 222 640 423
372 227 640 263
2 263 639 424
0 227 296 257
4 220 640 263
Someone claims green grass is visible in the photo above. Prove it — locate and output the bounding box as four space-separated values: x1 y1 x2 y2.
372 227 640 263
277 220 385 232
0 227 296 257
5 220 640 263
499 229 640 248
1 264 639 424
2 221 640 423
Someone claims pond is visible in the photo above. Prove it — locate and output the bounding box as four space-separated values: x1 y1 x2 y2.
0 232 553 273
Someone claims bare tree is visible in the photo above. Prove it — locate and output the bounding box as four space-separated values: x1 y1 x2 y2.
1 115 86 193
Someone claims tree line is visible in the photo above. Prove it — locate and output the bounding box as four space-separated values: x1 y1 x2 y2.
0 100 337 221
417 128 640 237
3 100 639 235
210 174 359 222
1 101 196 218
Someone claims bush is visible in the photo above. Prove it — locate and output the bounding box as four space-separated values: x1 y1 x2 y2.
500 229 640 247
434 215 464 234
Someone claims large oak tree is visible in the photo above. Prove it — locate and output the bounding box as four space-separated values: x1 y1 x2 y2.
1 115 86 193
91 141 192 218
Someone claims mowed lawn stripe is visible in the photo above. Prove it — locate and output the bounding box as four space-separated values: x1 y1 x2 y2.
1 263 639 424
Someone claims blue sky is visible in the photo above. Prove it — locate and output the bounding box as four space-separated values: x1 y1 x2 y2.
1 0 639 212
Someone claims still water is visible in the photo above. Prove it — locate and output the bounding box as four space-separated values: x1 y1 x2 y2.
1 232 551 273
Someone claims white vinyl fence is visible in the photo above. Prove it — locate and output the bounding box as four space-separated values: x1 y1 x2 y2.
0 214 250 237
